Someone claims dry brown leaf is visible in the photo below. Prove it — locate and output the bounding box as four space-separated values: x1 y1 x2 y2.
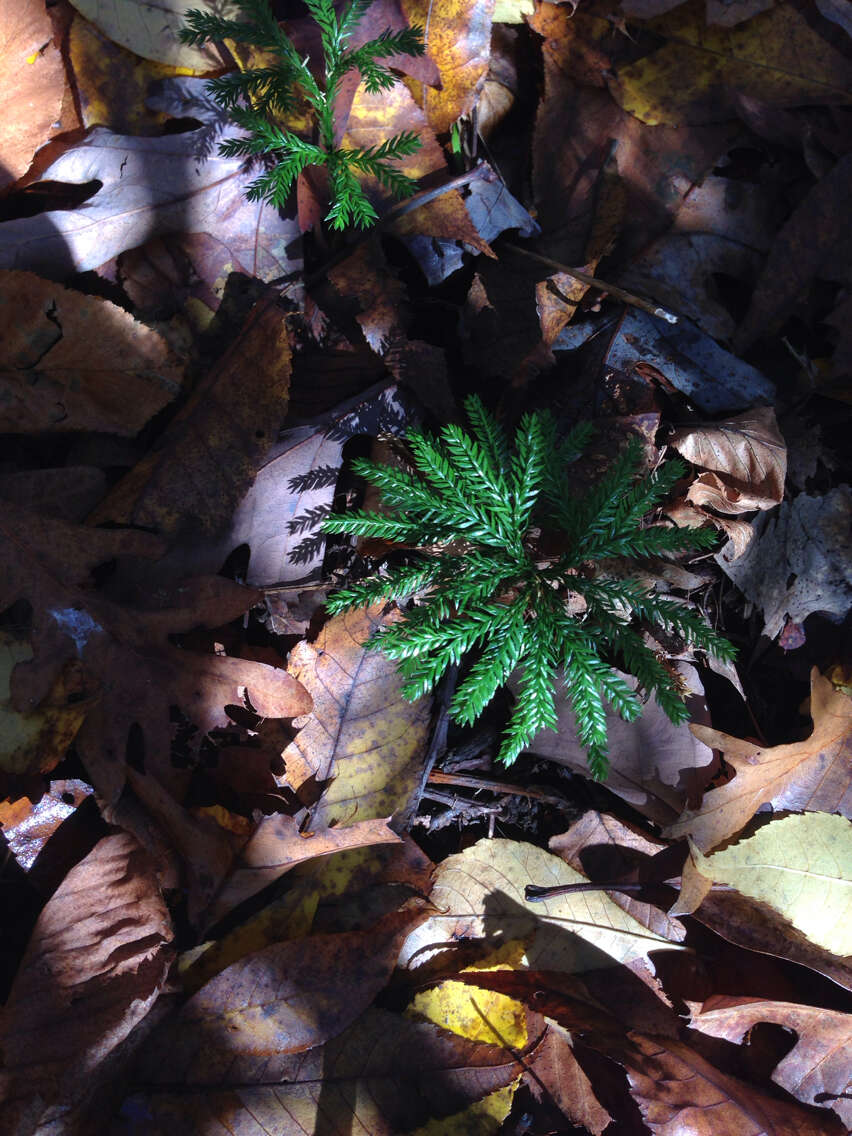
735 151 852 353
670 407 787 514
0 833 174 1126
0 271 183 434
204 813 402 928
124 1007 521 1131
666 668 852 852
0 465 107 520
617 1032 845 1135
401 0 495 133
282 604 431 829
690 996 852 1129
136 910 423 1082
89 294 292 539
0 0 66 187
530 3 737 266
524 1020 613 1136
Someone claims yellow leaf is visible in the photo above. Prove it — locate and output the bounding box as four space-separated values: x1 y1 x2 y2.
409 1082 520 1135
408 942 529 1049
615 1 852 126
282 605 431 828
690 813 852 956
401 0 496 133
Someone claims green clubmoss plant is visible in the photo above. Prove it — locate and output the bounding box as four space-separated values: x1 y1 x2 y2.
322 397 736 780
180 0 425 229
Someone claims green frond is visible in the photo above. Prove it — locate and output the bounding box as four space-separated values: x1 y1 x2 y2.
510 410 547 533
497 622 559 765
325 558 443 615
318 394 735 779
450 604 527 726
463 395 511 475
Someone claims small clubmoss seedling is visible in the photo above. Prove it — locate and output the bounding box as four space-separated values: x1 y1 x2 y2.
180 0 426 229
323 397 736 779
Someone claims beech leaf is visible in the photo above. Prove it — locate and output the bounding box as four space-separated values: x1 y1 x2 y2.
687 813 852 957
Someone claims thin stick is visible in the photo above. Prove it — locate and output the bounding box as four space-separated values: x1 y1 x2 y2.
502 242 679 325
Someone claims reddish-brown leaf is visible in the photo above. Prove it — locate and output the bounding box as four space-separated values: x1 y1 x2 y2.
0 272 183 435
0 833 173 1126
616 1032 844 1135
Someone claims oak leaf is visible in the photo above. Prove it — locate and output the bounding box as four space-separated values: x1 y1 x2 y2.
666 669 852 851
690 996 852 1129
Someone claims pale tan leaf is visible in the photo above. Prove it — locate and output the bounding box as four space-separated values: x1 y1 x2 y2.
690 996 852 1129
670 407 787 514
666 669 852 851
67 0 222 69
550 811 687 943
689 813 852 956
399 838 684 976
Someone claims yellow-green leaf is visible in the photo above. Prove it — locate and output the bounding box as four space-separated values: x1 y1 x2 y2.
690 813 852 956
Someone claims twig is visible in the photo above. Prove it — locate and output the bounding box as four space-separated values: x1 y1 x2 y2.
501 242 679 324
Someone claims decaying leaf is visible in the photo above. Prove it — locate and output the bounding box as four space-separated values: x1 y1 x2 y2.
0 499 311 803
123 1007 521 1132
399 837 684 976
686 813 852 956
0 833 174 1126
0 0 66 187
136 910 423 1082
0 271 183 434
690 996 852 1128
90 294 293 542
716 486 852 640
614 1 852 127
523 1020 613 1136
282 604 432 829
667 669 852 851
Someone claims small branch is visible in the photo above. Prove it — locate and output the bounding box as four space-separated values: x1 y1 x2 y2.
501 242 679 325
